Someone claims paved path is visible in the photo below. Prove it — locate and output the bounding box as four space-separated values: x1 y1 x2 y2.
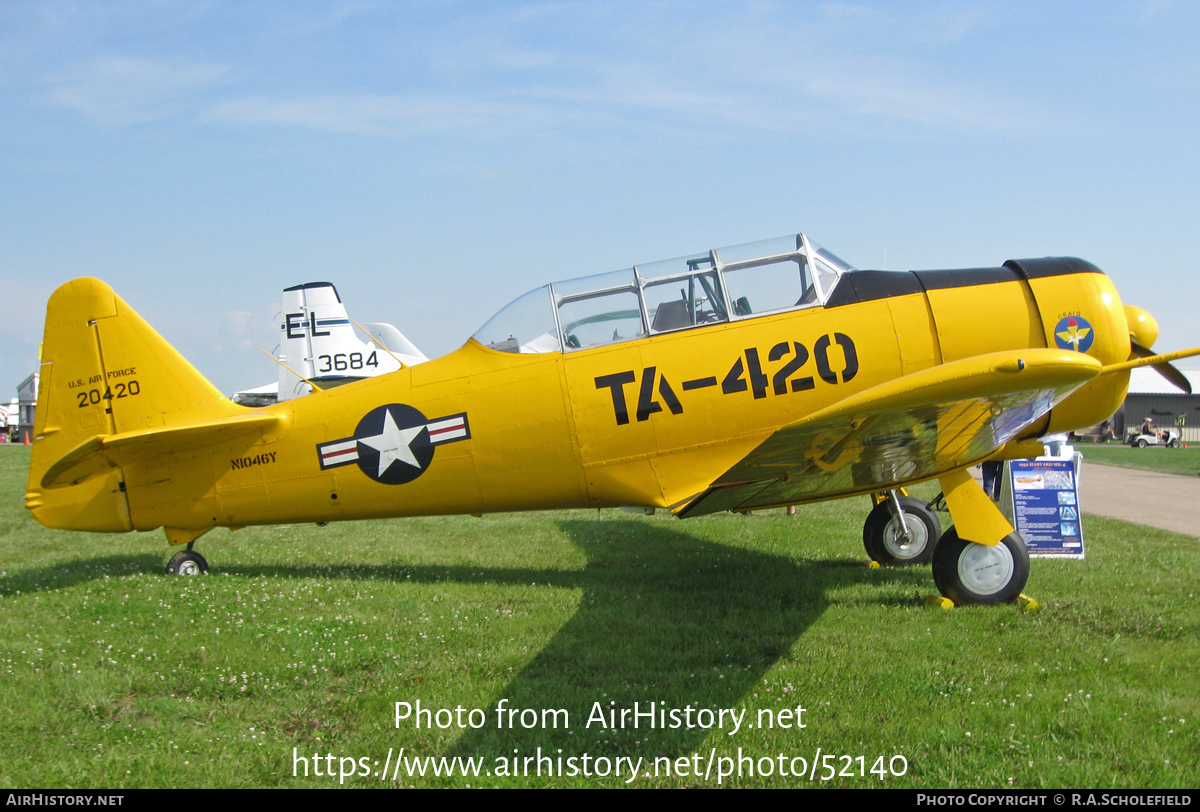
1076 463 1200 538
969 461 1200 537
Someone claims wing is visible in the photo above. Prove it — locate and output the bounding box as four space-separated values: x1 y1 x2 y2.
675 348 1101 518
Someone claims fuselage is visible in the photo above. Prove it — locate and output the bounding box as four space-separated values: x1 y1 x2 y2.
102 257 1130 534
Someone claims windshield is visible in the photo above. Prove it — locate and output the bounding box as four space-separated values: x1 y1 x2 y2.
472 286 561 353
472 233 856 353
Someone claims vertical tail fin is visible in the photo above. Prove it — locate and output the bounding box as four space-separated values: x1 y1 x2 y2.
276 282 421 401
27 278 238 531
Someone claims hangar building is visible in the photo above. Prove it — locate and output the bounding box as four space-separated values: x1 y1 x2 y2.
15 373 38 444
1111 367 1200 443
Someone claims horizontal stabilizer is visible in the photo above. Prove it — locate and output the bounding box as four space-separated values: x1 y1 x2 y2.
365 322 428 366
42 412 281 489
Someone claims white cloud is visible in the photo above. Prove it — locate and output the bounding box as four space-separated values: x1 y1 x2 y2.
912 6 995 45
47 56 230 125
37 6 1059 142
225 309 253 335
201 90 594 138
804 71 1015 133
1137 0 1175 24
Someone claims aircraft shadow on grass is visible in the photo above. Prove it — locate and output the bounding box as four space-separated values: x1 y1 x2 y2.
0 553 162 597
431 518 925 761
7 519 928 760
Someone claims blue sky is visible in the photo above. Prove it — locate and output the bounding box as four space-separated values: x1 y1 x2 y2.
2 1 1199 395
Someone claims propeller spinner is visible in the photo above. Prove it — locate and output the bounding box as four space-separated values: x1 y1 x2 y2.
1124 305 1192 394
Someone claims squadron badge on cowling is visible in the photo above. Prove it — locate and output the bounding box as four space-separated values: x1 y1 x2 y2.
316 404 470 484
1054 315 1094 353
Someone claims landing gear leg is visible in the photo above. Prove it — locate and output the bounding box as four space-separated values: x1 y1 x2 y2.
932 469 1030 605
163 527 213 576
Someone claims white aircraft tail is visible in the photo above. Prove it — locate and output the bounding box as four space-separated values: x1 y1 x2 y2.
276 282 426 401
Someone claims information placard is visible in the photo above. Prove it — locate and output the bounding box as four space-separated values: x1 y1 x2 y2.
1003 458 1085 559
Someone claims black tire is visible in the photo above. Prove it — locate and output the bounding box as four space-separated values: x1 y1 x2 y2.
167 550 209 576
1169 439 1181 449
1137 438 1148 448
932 528 1028 606
863 496 942 566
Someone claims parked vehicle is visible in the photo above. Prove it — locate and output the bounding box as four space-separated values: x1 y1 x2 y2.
1127 420 1181 448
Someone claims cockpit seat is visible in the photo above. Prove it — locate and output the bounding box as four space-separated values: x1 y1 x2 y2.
651 299 692 332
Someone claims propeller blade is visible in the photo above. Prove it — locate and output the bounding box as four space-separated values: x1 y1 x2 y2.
1129 342 1193 394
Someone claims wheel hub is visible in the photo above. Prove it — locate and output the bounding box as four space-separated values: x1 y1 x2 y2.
957 542 1015 596
884 516 928 559
178 560 201 576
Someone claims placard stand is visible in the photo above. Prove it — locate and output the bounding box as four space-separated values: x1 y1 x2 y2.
999 449 1086 559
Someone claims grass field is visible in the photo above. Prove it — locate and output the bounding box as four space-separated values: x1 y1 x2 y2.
1078 443 1200 478
1 446 1197 788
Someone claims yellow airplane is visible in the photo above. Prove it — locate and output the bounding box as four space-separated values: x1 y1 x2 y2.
24 233 1200 606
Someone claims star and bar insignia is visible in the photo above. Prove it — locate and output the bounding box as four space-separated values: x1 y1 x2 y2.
316 403 470 485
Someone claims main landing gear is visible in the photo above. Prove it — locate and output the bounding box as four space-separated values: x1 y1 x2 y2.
166 542 209 576
863 471 1031 606
862 490 941 566
931 529 1029 606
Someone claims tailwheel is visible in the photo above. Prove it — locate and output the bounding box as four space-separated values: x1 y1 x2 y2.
931 528 1029 606
167 549 209 576
863 493 941 566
